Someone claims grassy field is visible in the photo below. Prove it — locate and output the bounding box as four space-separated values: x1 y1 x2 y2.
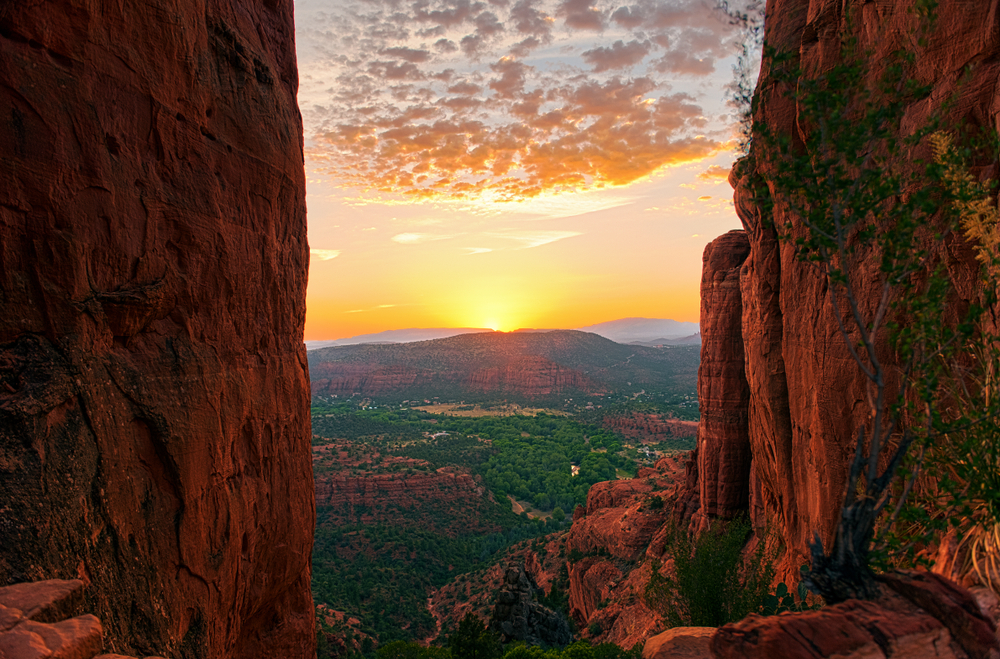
411 403 570 417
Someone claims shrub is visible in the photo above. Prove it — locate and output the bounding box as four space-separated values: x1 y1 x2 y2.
644 516 774 627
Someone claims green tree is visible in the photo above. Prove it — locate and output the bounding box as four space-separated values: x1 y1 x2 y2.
448 613 502 659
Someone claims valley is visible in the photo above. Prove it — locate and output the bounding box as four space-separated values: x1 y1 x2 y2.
309 357 699 656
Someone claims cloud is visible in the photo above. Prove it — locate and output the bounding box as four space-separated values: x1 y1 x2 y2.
391 232 455 244
581 40 651 72
379 47 432 62
490 230 582 248
557 0 605 30
464 247 494 254
698 164 732 181
311 249 342 260
298 0 736 201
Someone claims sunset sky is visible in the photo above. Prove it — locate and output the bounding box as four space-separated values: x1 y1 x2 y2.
294 0 750 340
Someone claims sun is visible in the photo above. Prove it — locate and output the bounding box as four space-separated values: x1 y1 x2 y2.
483 319 504 332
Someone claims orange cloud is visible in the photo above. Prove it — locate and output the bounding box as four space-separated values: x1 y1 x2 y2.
300 0 737 200
698 164 732 181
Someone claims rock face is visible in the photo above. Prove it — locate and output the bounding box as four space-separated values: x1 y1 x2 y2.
0 2 314 658
642 627 714 659
697 231 752 522
696 0 1000 579
488 565 571 647
565 456 696 649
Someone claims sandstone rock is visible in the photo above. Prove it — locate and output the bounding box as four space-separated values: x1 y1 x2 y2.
488 565 571 647
0 616 104 659
716 0 1000 584
0 580 102 659
642 627 715 659
711 571 1000 659
602 414 698 443
0 1 313 657
568 559 622 626
697 231 752 522
0 581 84 628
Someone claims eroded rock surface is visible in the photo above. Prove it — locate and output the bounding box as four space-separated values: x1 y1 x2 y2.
711 572 1000 659
0 2 313 657
697 230 752 522
488 565 571 647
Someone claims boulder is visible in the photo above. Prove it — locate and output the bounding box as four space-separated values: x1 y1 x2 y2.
642 627 715 659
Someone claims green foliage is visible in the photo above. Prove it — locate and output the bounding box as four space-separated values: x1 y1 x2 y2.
378 641 452 659
760 581 813 616
644 517 776 627
449 613 502 659
373 640 641 659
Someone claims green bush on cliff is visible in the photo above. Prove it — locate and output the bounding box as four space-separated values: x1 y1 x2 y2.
644 516 775 626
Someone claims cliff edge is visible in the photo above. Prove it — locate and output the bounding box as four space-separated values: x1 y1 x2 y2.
0 1 314 657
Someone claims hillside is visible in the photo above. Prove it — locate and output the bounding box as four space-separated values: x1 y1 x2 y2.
308 330 699 402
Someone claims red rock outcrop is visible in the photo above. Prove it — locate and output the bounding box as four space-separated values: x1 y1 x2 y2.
0 2 313 658
711 571 1000 659
315 470 482 508
565 456 697 646
602 413 699 443
697 231 752 521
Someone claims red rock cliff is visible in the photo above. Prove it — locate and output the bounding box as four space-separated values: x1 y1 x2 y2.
711 0 1000 577
697 231 752 522
0 2 314 658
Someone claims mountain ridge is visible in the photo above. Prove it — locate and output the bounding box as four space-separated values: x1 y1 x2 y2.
306 318 700 350
308 329 699 401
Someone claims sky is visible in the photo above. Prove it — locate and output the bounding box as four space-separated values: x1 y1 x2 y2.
294 0 751 340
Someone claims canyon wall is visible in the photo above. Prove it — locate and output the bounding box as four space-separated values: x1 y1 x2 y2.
703 0 1000 574
0 1 314 658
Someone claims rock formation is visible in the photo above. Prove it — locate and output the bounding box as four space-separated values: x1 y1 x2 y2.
564 456 695 648
314 469 483 508
568 0 1000 644
696 231 752 522
0 579 169 659
488 565 571 647
601 413 699 443
693 0 1000 579
711 571 1000 659
0 2 314 657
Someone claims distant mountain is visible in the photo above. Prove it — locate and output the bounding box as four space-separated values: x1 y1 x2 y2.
307 318 700 350
574 318 700 344
627 333 702 347
305 327 493 350
308 329 699 401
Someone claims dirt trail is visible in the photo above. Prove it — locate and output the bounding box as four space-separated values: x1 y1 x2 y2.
421 592 443 646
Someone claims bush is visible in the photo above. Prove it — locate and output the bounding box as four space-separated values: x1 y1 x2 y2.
644 516 774 627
